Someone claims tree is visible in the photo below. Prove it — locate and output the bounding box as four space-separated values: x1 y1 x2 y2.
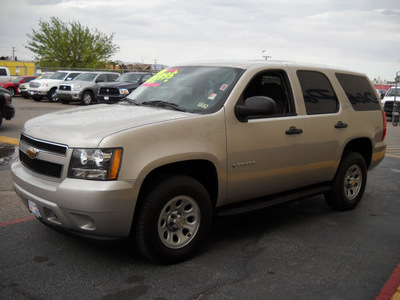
26 17 119 68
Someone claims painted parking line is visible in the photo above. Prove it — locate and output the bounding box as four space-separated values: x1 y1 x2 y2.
0 136 19 146
376 263 400 300
0 216 35 227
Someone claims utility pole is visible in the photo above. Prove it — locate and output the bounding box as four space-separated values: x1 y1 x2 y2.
12 47 16 60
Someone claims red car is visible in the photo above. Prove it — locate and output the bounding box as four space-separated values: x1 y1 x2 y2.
0 76 37 96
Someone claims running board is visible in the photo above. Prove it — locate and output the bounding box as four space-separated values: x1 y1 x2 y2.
215 184 332 217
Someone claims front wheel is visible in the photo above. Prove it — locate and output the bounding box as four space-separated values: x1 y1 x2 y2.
81 91 93 105
134 174 213 264
48 88 58 102
325 152 367 211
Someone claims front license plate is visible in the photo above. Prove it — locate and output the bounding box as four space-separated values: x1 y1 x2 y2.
28 200 42 218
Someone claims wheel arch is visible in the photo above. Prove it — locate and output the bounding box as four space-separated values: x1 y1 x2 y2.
342 137 373 168
136 159 219 210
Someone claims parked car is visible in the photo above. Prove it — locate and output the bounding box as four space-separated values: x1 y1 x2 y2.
58 72 120 105
19 73 55 99
381 86 400 118
97 72 153 104
0 75 37 96
0 87 15 127
12 61 386 264
28 71 82 102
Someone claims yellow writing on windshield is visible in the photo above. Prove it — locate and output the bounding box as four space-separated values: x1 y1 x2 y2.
143 68 179 87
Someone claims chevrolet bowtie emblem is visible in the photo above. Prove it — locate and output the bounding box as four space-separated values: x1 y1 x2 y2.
27 148 39 159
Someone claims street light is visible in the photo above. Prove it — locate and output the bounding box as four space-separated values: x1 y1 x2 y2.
393 71 399 126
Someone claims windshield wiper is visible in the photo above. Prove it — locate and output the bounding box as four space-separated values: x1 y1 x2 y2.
121 98 141 106
142 100 188 112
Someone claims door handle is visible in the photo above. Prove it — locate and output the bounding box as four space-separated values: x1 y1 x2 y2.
285 126 303 135
335 121 348 129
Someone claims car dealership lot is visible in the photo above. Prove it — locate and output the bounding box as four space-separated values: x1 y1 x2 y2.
1 97 400 299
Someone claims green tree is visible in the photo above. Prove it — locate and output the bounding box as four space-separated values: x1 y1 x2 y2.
26 17 119 68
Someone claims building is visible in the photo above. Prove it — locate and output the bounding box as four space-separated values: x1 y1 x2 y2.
0 60 36 76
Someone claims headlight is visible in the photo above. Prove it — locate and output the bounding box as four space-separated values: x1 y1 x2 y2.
68 148 123 180
119 89 129 95
73 84 83 91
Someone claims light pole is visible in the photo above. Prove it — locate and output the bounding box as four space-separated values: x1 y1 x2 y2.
393 71 399 126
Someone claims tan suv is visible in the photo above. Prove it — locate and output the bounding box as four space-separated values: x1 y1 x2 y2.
12 61 387 263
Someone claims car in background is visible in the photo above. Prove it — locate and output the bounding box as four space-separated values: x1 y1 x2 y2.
29 71 82 102
19 73 54 99
0 76 37 96
97 72 153 104
0 88 15 127
58 72 120 105
382 86 400 118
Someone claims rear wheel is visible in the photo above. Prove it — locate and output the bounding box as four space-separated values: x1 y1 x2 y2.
134 174 213 264
325 152 367 211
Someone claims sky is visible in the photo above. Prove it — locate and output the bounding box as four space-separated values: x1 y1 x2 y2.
0 0 399 82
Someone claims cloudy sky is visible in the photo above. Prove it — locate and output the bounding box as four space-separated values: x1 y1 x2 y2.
1 0 399 81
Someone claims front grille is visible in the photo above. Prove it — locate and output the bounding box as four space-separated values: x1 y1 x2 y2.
59 85 71 91
29 82 40 88
19 134 68 178
99 87 119 95
20 150 63 178
20 134 67 155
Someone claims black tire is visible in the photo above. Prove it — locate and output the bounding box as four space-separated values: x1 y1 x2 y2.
80 91 93 105
6 87 15 96
48 88 58 102
325 152 367 211
0 111 3 127
134 174 213 264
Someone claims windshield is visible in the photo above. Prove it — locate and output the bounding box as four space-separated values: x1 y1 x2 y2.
125 66 243 113
117 73 143 83
386 88 400 97
49 72 68 80
74 73 98 81
11 76 23 83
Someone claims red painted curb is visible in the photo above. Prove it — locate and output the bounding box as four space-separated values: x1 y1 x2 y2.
376 263 400 300
0 216 35 227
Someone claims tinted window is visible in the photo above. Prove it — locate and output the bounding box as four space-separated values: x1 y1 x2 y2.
336 73 380 111
297 71 338 115
0 69 7 76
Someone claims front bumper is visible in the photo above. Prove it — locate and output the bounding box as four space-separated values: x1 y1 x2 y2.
11 159 137 239
57 91 81 102
29 89 49 96
97 94 127 104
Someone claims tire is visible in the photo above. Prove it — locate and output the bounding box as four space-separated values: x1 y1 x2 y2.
325 152 367 211
81 91 93 105
0 112 3 127
48 88 58 102
6 87 15 96
134 174 213 264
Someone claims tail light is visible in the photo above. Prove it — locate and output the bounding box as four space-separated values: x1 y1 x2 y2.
382 110 387 141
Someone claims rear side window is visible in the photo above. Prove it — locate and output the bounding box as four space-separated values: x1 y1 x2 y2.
297 71 339 115
0 69 7 76
335 73 380 111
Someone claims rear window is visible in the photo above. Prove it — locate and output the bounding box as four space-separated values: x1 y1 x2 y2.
335 73 380 111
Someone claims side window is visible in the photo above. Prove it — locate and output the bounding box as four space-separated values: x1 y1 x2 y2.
335 73 380 111
242 71 294 116
297 71 339 115
0 69 6 76
26 77 36 82
66 73 81 81
109 74 119 81
96 74 108 82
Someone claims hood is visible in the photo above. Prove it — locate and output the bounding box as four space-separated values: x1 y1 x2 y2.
98 81 140 89
23 104 194 147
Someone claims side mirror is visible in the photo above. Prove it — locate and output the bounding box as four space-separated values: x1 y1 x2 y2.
235 96 277 122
